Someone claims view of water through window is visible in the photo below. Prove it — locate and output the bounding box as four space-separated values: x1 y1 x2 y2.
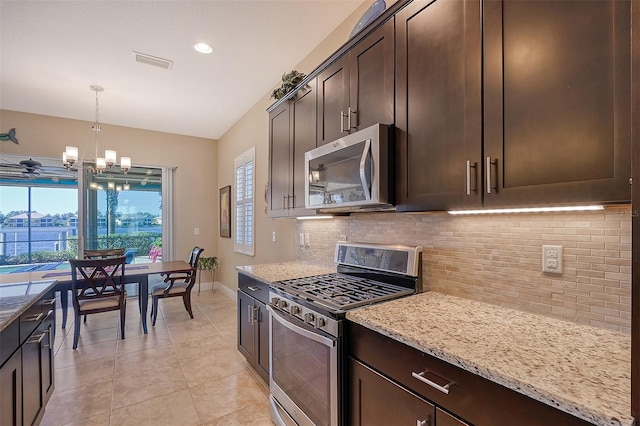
0 161 164 274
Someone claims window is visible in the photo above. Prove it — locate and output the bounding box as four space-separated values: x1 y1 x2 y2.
234 147 255 256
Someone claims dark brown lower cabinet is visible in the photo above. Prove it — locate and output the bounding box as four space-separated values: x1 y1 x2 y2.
347 321 592 426
0 348 22 426
0 291 55 426
349 357 435 426
237 273 269 384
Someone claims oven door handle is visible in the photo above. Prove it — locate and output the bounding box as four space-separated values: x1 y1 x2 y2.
267 305 336 348
359 138 372 201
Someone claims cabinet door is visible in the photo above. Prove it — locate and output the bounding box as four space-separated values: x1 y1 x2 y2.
0 348 22 426
269 103 292 217
350 18 394 131
317 57 349 146
41 310 55 405
237 291 255 363
396 0 482 212
290 80 318 214
349 357 434 426
436 407 470 426
254 300 270 384
484 0 631 207
22 329 44 426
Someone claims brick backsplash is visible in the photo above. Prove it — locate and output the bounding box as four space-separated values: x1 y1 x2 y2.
297 206 633 333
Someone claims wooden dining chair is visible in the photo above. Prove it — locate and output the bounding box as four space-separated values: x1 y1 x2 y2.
150 246 204 326
83 248 126 259
69 256 127 349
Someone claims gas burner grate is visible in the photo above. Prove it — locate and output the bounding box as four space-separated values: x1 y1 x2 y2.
275 273 414 310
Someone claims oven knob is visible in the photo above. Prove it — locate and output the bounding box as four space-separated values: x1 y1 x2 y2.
304 312 315 324
315 317 325 328
271 297 281 308
279 300 288 309
290 305 301 316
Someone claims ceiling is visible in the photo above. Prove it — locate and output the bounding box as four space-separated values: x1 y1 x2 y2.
0 0 365 140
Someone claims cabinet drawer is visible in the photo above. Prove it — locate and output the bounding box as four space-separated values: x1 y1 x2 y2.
238 273 269 304
19 302 45 345
347 322 591 426
0 320 19 367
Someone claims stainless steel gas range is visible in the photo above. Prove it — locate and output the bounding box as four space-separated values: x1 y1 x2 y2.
267 242 423 426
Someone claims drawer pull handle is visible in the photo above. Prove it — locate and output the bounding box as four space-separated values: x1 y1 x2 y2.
417 420 428 426
26 332 46 345
247 286 260 292
24 312 44 322
42 298 56 306
411 371 452 395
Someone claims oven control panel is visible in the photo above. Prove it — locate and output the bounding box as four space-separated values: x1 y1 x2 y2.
269 292 340 337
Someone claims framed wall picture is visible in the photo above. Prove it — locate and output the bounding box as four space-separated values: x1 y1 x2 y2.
220 185 231 238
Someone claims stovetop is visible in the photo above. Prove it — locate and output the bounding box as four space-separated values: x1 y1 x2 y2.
273 273 415 311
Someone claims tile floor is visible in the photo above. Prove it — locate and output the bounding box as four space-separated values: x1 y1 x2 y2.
40 284 272 426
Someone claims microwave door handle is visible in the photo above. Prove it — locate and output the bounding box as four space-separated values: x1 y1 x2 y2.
359 138 372 200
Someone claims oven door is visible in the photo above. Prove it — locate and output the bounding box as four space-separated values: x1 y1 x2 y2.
268 305 339 426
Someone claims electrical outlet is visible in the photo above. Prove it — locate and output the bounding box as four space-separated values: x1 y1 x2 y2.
339 235 348 241
272 231 276 242
304 233 310 247
299 233 305 247
542 245 563 274
194 228 199 235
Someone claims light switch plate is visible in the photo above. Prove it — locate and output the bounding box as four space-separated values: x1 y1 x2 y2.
299 233 305 247
542 245 563 274
272 231 276 242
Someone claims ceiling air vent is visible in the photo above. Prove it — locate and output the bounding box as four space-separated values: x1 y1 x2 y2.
132 51 173 70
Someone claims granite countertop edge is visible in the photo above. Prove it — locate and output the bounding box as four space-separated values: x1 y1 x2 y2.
346 293 633 426
0 280 58 332
236 262 335 284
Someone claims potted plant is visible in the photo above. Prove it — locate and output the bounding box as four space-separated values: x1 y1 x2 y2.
197 256 219 294
271 70 306 100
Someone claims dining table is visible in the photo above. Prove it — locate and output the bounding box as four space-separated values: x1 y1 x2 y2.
0 260 194 334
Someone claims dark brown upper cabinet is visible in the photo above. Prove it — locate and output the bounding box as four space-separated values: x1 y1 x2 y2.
397 0 632 212
483 0 631 207
395 0 483 212
317 18 394 146
268 80 318 217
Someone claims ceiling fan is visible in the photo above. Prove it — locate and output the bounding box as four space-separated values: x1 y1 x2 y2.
0 156 77 182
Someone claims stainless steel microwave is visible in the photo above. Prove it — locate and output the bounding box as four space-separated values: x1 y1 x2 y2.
304 123 394 212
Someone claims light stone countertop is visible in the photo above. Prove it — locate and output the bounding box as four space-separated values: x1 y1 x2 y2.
346 291 632 426
236 262 335 283
0 280 58 332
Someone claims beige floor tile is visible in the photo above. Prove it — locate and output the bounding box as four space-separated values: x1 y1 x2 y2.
114 344 180 377
61 411 111 426
189 370 269 422
109 389 201 426
111 364 188 409
180 346 251 387
54 358 115 392
40 380 113 426
45 290 278 426
54 340 117 369
201 399 272 426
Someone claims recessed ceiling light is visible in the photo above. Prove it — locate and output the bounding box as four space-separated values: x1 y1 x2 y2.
193 42 213 54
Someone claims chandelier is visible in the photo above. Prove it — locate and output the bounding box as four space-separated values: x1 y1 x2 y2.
62 85 131 174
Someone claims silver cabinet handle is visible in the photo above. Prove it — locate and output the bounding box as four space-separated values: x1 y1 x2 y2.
26 332 46 345
24 312 44 322
486 156 498 194
348 106 357 129
247 286 260 292
417 420 428 426
248 304 255 324
42 298 56 306
411 371 452 395
466 161 477 195
340 111 346 132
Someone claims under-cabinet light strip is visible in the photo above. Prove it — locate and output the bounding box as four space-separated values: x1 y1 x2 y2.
447 205 605 215
296 215 334 220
